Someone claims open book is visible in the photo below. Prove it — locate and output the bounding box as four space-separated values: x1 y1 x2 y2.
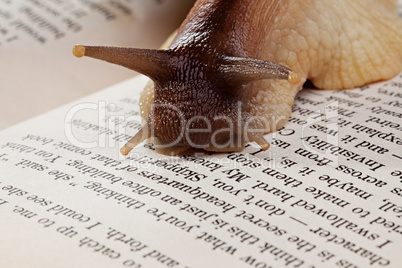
1 1 402 268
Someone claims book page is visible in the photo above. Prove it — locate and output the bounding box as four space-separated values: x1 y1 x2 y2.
0 67 401 267
0 0 195 129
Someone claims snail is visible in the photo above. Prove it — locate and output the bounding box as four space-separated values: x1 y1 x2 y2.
73 0 402 156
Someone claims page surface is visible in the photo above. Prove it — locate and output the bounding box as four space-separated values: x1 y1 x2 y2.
0 0 195 129
1 69 402 267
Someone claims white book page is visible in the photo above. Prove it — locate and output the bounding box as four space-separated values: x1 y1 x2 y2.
0 0 195 129
0 69 401 267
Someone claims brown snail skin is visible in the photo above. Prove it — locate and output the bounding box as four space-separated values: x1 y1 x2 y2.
73 0 402 156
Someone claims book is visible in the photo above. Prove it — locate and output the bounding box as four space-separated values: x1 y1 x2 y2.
1 1 402 267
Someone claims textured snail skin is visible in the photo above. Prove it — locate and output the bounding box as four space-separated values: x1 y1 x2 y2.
74 0 402 155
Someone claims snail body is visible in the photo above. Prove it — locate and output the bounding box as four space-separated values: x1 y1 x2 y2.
73 0 402 155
